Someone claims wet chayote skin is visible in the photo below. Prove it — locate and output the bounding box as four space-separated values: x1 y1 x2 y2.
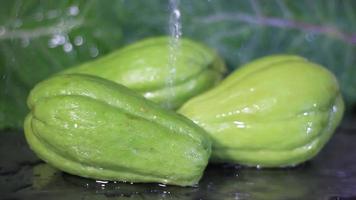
62 37 226 109
179 55 344 167
24 74 211 186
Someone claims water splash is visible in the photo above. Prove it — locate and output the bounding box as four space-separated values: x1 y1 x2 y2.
166 0 182 108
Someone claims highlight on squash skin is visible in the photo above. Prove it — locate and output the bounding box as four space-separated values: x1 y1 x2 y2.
24 74 211 186
179 55 345 167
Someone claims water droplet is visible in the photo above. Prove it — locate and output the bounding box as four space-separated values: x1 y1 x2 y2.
233 121 246 128
96 180 108 184
21 38 30 47
305 32 316 42
48 34 66 48
63 43 73 52
47 10 61 19
67 5 80 16
33 12 44 21
90 47 99 57
306 127 312 134
158 183 167 187
132 149 138 154
173 9 180 18
306 122 313 134
221 113 227 117
306 144 313 150
0 26 6 36
218 123 229 131
192 120 205 127
74 36 84 46
332 105 337 113
252 104 260 110
13 19 23 28
242 107 251 113
144 92 154 98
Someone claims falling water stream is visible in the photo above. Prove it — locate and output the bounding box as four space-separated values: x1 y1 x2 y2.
166 0 182 108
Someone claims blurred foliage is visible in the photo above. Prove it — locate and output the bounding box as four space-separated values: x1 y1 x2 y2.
0 0 355 129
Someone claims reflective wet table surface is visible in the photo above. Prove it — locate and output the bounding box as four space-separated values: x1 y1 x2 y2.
1 120 356 200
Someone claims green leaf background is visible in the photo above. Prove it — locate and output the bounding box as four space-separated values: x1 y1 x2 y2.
0 0 355 129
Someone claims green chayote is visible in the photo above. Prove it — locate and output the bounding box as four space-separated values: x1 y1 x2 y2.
62 37 226 109
179 55 344 167
24 74 211 186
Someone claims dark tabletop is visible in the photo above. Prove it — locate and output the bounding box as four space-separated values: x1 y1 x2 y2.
1 119 356 200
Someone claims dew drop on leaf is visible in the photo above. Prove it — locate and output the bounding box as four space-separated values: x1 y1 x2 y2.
63 43 73 52
67 5 80 16
90 47 99 57
74 36 84 46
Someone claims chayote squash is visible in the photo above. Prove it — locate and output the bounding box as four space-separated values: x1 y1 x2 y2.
62 37 226 109
179 55 344 167
24 74 211 186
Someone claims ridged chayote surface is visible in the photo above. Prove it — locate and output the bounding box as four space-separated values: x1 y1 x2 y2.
24 74 211 186
62 37 226 109
179 55 344 167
